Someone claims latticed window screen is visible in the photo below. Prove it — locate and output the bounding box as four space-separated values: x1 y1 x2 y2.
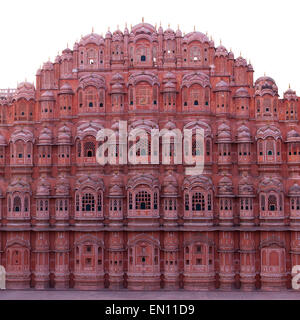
84 141 95 157
154 192 158 210
268 195 277 211
190 46 201 62
207 194 212 210
24 197 29 212
82 193 95 212
13 196 21 212
77 141 82 157
192 193 205 211
97 194 102 211
261 195 266 211
292 198 300 211
266 140 274 156
135 191 151 210
76 194 80 211
185 194 189 210
129 192 133 210
192 136 203 156
136 85 151 106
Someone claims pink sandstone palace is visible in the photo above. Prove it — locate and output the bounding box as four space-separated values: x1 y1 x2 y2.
0 21 299 292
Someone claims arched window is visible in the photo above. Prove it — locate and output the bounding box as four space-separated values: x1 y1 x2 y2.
261 194 266 211
268 195 277 211
135 191 151 210
82 193 95 212
85 87 97 109
266 140 274 156
192 193 205 211
190 46 201 62
24 196 29 212
87 49 96 65
84 141 95 157
13 196 21 212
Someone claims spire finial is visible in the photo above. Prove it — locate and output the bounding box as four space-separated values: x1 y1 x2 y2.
155 23 157 30
117 24 119 30
142 17 144 23
289 83 291 89
108 26 110 31
67 43 69 48
125 22 127 28
130 24 132 30
194 25 196 32
160 21 162 27
168 23 170 28
220 39 222 45
178 24 180 30
264 72 266 76
240 51 242 57
92 26 94 33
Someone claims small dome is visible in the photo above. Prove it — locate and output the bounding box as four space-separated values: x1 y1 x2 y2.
36 176 51 196
215 45 228 57
59 83 74 95
248 63 254 72
105 29 112 38
234 87 250 98
163 172 178 196
57 125 71 144
238 177 254 195
235 56 247 67
14 82 35 101
284 87 297 101
55 174 70 196
111 82 124 93
111 73 124 82
124 25 129 36
43 61 54 71
39 127 52 145
215 80 229 91
255 76 278 97
228 51 234 59
183 31 209 44
79 32 103 46
218 123 231 141
287 129 300 142
176 28 182 37
163 81 176 92
55 55 61 63
218 176 234 195
163 72 176 81
109 173 124 196
40 91 55 101
237 125 251 142
61 48 73 61
289 183 300 196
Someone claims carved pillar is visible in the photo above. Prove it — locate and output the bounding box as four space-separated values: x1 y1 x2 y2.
219 231 235 290
239 232 256 291
108 232 124 289
34 232 50 289
54 232 69 289
163 232 179 289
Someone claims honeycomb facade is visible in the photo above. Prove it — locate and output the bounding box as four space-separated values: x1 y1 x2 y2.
0 22 299 291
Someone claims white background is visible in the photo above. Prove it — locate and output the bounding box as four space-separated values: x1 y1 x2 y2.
0 0 298 96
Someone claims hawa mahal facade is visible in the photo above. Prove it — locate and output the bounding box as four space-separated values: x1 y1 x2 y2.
0 21 299 292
